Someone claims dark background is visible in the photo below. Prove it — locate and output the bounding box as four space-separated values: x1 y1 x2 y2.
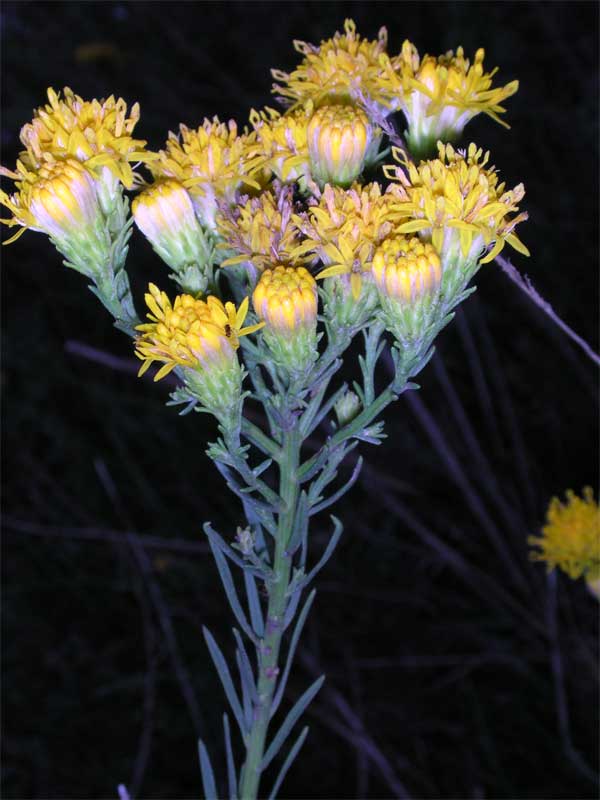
1 2 598 798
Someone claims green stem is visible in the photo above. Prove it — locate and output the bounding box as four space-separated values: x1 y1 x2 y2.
239 427 301 800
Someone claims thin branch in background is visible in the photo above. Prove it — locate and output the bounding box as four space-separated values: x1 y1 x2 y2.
495 255 600 367
3 516 210 556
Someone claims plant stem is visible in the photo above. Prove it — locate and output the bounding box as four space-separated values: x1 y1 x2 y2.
239 426 301 800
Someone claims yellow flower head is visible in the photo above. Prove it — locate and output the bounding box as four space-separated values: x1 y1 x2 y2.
293 182 402 299
149 118 260 230
372 235 442 305
216 185 304 274
248 106 312 186
252 266 318 332
307 104 379 187
529 488 600 581
131 179 211 284
385 142 529 264
377 43 518 156
6 87 153 189
1 158 102 245
135 283 263 381
271 18 391 110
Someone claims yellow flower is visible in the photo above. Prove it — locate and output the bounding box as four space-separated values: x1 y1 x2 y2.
135 283 263 381
385 142 529 265
216 185 305 275
252 266 317 331
4 86 153 189
148 118 260 230
0 158 103 247
307 105 380 187
252 266 318 373
248 106 312 186
372 235 442 305
293 182 402 299
271 18 391 111
529 488 600 581
377 43 518 156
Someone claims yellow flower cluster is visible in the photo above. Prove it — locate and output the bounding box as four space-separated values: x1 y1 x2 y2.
293 182 402 298
148 118 260 229
386 142 529 264
253 266 317 331
135 284 263 381
216 185 304 273
271 18 391 110
529 488 600 582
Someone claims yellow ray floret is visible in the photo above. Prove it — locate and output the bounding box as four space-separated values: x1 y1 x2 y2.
529 488 600 581
216 185 305 272
378 42 518 127
2 87 154 189
252 266 318 331
385 142 529 263
271 18 391 109
135 284 263 381
293 182 404 299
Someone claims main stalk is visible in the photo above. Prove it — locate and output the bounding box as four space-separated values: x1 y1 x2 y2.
239 426 301 800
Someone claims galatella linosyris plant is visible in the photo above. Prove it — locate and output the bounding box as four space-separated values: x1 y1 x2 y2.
1 20 530 800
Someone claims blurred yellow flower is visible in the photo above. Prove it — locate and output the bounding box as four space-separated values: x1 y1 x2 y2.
386 142 529 265
271 18 391 111
529 488 600 581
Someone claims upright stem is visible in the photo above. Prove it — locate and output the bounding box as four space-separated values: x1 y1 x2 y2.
239 426 301 800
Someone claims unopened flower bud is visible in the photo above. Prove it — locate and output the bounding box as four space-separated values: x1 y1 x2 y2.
132 180 212 294
252 266 318 374
307 105 379 187
335 390 362 426
372 235 442 342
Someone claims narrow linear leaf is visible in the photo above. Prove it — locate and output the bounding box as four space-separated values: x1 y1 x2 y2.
236 651 252 728
285 491 310 557
244 571 265 637
283 584 303 630
309 457 363 516
267 726 309 800
223 713 237 800
261 675 325 770
272 589 316 717
206 533 257 643
232 628 257 705
302 516 344 589
198 738 218 800
202 627 246 739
